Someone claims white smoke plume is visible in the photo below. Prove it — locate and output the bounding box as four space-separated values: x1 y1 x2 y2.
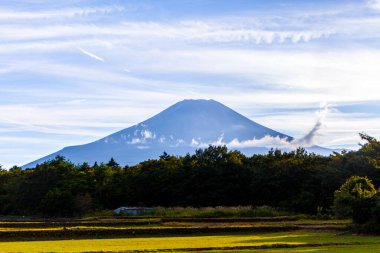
191 103 330 149
292 102 329 147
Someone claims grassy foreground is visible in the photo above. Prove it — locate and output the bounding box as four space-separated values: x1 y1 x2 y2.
0 231 379 253
210 244 380 253
0 215 378 253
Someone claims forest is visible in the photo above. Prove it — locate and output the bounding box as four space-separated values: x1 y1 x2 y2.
0 133 379 219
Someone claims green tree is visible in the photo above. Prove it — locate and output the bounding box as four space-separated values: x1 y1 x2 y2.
359 133 380 169
40 188 75 217
333 176 377 223
106 158 120 169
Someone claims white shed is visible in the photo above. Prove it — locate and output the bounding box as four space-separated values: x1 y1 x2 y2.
114 207 153 215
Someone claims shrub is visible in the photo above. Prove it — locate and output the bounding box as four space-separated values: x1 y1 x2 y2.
333 176 377 223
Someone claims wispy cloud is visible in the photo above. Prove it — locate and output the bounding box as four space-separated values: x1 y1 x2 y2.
367 0 380 11
0 22 335 44
78 47 105 62
0 0 380 167
0 6 124 20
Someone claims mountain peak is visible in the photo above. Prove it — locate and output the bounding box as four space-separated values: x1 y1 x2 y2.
171 99 222 108
180 98 217 103
23 99 296 168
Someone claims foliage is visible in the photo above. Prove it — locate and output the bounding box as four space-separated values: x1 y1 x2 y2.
146 206 288 217
358 133 380 169
0 134 378 217
329 134 380 232
333 176 377 223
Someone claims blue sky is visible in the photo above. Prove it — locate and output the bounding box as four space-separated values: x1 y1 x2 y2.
1 0 380 167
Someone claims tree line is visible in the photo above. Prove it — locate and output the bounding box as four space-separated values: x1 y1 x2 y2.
0 133 379 218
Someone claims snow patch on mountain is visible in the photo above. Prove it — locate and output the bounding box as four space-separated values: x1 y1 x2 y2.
23 99 334 168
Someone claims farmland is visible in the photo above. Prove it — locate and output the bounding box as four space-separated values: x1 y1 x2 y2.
0 215 378 253
0 136 378 252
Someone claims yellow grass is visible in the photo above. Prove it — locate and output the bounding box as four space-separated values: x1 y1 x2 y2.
0 234 300 253
0 232 379 253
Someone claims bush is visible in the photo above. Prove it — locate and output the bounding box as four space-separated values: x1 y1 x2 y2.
333 176 377 223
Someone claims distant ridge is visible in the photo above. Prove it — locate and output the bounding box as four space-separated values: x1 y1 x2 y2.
23 99 332 168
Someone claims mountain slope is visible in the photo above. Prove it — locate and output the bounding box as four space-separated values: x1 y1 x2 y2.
23 99 328 168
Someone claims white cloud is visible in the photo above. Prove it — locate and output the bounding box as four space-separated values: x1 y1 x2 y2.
0 22 334 44
367 0 380 11
1 1 380 167
78 47 105 62
191 138 199 146
190 135 289 150
128 138 142 144
126 130 156 145
228 136 295 149
158 136 165 143
121 48 380 108
142 130 155 139
0 6 124 20
190 134 297 150
169 139 185 147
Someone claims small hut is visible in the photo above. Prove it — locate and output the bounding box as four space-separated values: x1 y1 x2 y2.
114 207 153 215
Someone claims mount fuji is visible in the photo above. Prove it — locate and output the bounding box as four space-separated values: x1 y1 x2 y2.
23 99 331 168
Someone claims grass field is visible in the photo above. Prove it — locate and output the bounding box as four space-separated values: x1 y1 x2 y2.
144 206 290 217
209 244 380 253
0 231 379 252
0 216 378 253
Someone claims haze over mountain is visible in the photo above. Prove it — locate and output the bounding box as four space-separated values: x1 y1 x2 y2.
23 99 331 168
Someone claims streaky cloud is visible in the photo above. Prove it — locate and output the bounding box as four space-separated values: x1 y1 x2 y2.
78 47 105 62
0 6 124 20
